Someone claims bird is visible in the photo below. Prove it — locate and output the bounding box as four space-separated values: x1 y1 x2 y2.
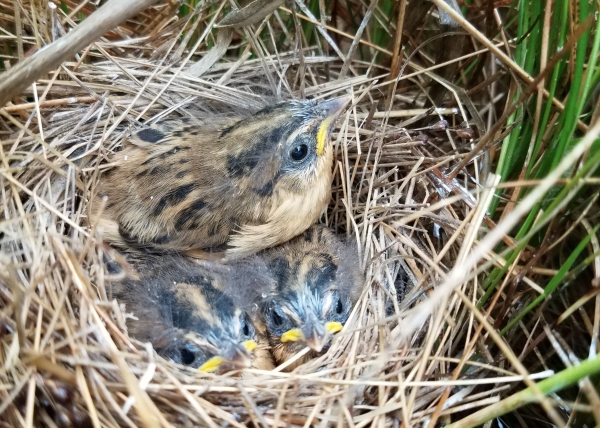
90 96 351 261
107 253 275 373
258 225 363 369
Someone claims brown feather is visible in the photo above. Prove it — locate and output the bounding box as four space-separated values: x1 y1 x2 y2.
108 252 275 371
90 98 350 260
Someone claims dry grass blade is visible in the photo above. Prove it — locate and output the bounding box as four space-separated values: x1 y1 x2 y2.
216 0 286 28
0 0 161 108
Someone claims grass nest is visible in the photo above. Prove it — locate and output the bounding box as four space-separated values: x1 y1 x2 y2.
1 1 600 427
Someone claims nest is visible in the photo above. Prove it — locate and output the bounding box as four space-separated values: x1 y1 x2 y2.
1 1 598 427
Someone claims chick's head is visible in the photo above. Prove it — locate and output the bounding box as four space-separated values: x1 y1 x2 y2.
160 282 264 373
111 255 275 373
221 96 351 197
260 225 362 367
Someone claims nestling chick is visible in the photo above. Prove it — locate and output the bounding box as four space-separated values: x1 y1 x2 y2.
109 254 275 373
259 225 362 369
91 97 351 260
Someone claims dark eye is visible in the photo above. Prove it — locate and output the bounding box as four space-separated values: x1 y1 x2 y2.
290 144 309 161
271 309 284 326
180 347 196 365
336 298 344 314
242 319 250 337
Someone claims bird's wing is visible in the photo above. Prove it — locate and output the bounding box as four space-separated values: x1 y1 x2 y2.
126 117 223 149
98 117 243 251
127 120 180 148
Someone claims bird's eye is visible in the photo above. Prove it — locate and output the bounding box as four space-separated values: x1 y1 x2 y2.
290 144 309 161
336 297 344 314
271 309 284 326
180 347 196 365
242 319 250 337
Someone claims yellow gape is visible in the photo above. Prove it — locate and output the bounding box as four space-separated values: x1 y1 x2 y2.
325 321 343 334
281 328 304 343
316 118 332 156
280 322 344 343
198 340 258 372
242 340 258 352
199 356 225 373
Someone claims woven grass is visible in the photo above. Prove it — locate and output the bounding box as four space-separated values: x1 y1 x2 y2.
1 1 599 427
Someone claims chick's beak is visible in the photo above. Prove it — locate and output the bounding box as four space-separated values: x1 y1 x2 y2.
198 340 257 373
320 95 352 120
304 323 327 353
304 319 345 352
280 321 345 353
316 95 352 156
280 312 333 353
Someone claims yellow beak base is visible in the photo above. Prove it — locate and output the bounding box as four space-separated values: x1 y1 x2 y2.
316 118 333 156
199 356 225 373
198 340 258 373
326 322 343 335
242 340 258 352
281 322 343 345
281 328 305 343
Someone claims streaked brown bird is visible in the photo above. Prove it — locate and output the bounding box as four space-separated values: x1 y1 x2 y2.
109 254 275 373
91 96 351 260
258 225 362 369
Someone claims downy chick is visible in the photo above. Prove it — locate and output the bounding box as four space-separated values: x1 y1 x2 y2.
259 225 362 370
92 97 350 260
110 254 275 373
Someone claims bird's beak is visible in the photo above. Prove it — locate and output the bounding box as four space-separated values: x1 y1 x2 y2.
320 95 352 120
280 314 345 353
316 95 352 156
304 324 327 353
198 340 257 373
304 321 344 353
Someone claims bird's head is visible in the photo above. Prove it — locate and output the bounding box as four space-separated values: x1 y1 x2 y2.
159 290 266 374
265 283 351 355
260 226 361 364
127 255 275 374
178 311 261 373
221 96 351 196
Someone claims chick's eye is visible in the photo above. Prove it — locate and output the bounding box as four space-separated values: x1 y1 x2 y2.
180 347 196 365
271 309 284 326
242 320 250 337
336 298 344 314
290 144 309 161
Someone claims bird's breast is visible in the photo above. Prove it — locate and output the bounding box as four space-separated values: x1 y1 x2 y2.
226 163 332 258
